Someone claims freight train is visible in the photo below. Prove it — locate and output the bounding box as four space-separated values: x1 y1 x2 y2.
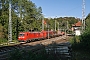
18 30 65 42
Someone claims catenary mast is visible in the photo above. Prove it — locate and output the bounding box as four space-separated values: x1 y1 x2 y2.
8 0 12 42
82 0 85 31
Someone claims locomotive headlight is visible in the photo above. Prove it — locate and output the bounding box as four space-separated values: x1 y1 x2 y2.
22 37 25 38
18 37 20 38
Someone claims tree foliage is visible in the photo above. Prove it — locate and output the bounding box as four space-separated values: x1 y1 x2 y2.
0 0 43 41
85 13 90 29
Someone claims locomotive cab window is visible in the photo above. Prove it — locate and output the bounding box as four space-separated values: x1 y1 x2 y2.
19 34 25 36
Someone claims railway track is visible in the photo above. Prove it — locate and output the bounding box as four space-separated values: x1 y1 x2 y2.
0 35 69 60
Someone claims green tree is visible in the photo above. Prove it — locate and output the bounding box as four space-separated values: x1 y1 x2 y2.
85 13 90 29
0 0 43 41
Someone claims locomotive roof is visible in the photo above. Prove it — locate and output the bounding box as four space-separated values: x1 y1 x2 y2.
19 31 41 33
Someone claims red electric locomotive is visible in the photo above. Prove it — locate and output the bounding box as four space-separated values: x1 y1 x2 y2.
18 32 44 42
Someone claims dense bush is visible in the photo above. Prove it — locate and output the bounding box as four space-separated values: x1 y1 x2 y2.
0 38 8 44
79 28 90 50
8 49 57 60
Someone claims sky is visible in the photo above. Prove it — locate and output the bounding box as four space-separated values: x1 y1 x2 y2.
31 0 90 18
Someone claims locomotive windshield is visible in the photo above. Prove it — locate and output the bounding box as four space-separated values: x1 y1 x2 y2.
19 34 25 36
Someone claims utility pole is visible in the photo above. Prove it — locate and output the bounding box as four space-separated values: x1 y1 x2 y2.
48 24 49 39
58 22 59 30
19 0 22 19
55 20 56 31
47 17 51 39
67 21 69 29
82 0 85 31
0 0 2 9
55 16 57 31
8 0 12 42
42 16 44 31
